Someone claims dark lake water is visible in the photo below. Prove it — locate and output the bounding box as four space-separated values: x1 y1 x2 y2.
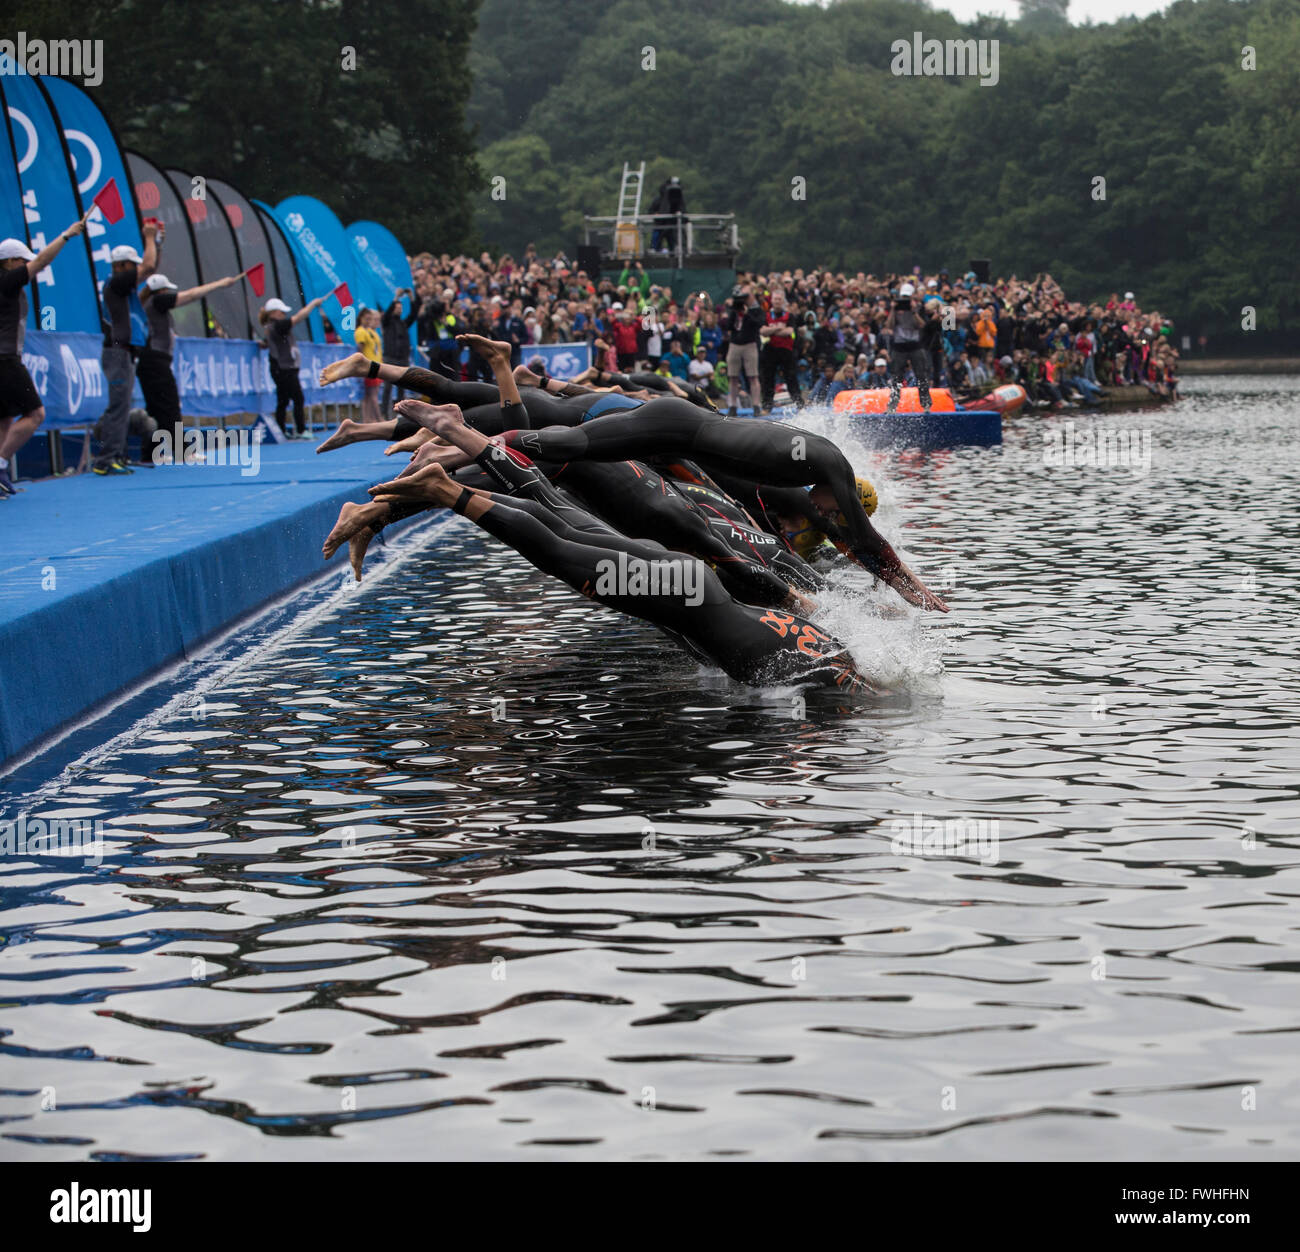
2 375 1297 1161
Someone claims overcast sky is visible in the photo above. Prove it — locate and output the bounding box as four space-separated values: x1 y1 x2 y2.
801 0 1176 23
935 0 1172 21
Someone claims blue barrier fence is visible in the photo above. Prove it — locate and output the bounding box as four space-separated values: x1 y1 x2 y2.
20 333 592 429
20 331 362 429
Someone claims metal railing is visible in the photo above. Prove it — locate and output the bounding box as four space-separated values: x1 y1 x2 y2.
582 213 740 269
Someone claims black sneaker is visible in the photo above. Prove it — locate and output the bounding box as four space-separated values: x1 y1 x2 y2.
93 461 134 476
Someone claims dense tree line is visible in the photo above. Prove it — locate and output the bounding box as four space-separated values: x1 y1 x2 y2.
14 0 483 251
469 0 1299 339
11 0 1295 339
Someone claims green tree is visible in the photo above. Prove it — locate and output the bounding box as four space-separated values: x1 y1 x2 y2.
14 0 484 252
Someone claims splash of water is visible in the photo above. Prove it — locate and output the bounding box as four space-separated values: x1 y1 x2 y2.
779 404 949 693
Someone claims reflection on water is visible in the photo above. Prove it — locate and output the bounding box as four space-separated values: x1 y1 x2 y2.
2 376 1298 1161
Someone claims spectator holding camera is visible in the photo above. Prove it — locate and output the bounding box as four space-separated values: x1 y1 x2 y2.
722 286 764 414
883 283 934 414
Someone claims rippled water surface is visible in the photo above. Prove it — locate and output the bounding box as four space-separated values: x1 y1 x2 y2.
3 375 1298 1161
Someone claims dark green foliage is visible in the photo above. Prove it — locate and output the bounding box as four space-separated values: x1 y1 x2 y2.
12 0 484 251
468 0 1300 334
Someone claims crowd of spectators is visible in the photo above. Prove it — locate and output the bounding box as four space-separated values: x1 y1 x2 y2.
396 245 1180 412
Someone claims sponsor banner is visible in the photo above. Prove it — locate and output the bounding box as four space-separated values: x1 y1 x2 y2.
210 178 282 342
514 341 591 380
274 195 370 337
168 164 250 339
126 152 204 338
347 219 416 356
21 330 360 428
41 75 143 301
252 202 313 346
0 56 100 334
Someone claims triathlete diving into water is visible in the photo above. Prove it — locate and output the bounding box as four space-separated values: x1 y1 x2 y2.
317 332 947 692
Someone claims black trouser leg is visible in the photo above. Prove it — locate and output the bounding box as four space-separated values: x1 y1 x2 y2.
759 350 777 411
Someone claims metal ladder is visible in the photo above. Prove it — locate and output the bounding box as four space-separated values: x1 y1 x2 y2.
614 162 645 259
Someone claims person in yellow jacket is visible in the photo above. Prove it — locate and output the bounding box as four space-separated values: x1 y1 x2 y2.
354 307 383 423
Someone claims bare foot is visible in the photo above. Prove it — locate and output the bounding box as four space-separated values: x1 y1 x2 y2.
456 333 511 368
513 364 543 388
348 528 376 581
394 397 464 438
319 352 369 386
385 428 434 455
324 500 382 559
317 417 369 454
370 461 457 506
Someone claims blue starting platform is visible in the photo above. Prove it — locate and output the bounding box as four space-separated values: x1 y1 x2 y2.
755 404 1001 449
848 408 1002 450
0 437 412 766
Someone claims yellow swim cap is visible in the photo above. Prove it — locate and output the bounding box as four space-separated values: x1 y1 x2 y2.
783 520 820 561
854 476 878 517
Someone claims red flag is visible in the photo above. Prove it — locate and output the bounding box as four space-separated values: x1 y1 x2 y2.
93 179 125 225
245 263 265 297
332 282 352 308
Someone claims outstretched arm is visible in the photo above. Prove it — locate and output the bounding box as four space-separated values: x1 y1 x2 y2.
291 295 327 325
175 273 241 307
27 212 89 278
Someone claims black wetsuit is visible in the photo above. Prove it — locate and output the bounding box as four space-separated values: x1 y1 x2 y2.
604 370 714 410
706 473 851 556
391 367 612 438
460 443 869 693
544 458 794 608
504 397 898 578
667 479 825 592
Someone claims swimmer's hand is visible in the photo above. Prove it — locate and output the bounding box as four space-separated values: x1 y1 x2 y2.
883 562 949 612
786 588 819 617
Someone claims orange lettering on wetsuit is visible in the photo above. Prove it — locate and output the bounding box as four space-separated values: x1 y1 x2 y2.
760 611 830 659
795 625 830 658
759 610 797 637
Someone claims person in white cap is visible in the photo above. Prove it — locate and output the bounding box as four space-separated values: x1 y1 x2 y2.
0 213 90 496
259 293 327 437
138 268 249 456
93 221 160 475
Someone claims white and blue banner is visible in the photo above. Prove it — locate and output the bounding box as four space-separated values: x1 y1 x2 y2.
513 341 591 380
275 195 372 338
42 75 143 295
0 84 28 251
0 57 100 334
21 330 360 428
348 219 417 356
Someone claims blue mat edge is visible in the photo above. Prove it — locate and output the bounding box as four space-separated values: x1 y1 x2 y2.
0 487 411 765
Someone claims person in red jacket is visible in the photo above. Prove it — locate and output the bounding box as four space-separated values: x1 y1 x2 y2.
758 288 803 412
609 303 640 370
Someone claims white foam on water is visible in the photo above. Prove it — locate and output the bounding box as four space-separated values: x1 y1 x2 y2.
781 405 950 694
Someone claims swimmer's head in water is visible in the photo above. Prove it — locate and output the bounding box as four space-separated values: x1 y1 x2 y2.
787 478 878 558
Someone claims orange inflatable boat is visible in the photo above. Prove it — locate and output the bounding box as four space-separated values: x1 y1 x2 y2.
832 384 1027 416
